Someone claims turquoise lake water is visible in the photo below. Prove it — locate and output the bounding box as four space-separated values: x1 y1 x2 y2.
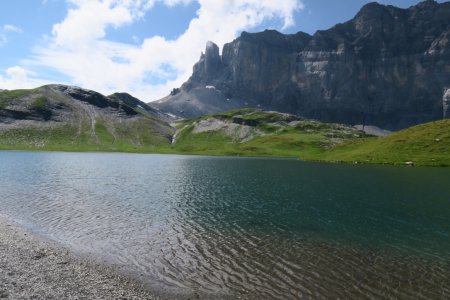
0 151 449 299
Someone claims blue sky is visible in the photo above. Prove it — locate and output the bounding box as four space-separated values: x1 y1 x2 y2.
0 0 445 101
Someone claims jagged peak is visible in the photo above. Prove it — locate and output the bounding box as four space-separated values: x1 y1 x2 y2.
204 41 221 62
205 41 220 54
206 41 218 49
356 0 440 15
359 1 384 10
355 2 389 19
413 0 438 8
240 29 284 40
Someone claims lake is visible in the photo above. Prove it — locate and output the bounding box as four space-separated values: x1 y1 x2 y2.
0 151 449 299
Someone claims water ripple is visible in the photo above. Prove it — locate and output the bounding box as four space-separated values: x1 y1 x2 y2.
0 152 450 299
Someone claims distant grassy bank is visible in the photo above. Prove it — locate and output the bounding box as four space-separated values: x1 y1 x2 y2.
315 119 450 167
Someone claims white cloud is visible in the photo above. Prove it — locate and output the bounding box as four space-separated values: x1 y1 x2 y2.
0 35 7 47
0 66 51 90
0 24 22 47
19 0 303 101
3 24 22 33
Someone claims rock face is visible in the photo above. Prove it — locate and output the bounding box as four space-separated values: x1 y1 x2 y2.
154 0 450 130
444 88 450 119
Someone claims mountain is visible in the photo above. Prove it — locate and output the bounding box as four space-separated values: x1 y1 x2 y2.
0 85 174 152
2 85 448 167
154 0 450 131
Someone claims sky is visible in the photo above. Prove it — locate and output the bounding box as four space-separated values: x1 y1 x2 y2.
0 0 446 101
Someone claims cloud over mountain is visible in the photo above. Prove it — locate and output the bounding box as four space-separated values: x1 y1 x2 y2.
16 0 303 100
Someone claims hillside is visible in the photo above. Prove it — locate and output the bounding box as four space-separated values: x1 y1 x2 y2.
319 119 450 166
168 109 450 167
0 85 174 152
169 109 369 157
155 0 450 131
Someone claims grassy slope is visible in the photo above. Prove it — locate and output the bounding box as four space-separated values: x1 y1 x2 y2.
0 89 34 109
0 118 171 153
0 88 172 153
316 119 450 166
169 109 450 166
170 109 366 157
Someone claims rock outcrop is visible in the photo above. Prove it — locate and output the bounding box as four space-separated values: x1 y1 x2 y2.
154 0 450 130
444 88 450 119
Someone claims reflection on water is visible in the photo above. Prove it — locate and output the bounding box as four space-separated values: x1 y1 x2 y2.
0 151 450 299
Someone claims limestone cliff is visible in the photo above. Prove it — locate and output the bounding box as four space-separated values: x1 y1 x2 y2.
154 0 450 130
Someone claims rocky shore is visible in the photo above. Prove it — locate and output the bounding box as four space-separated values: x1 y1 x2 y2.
0 216 159 300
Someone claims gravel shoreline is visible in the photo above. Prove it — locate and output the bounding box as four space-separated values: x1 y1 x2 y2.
0 216 160 300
